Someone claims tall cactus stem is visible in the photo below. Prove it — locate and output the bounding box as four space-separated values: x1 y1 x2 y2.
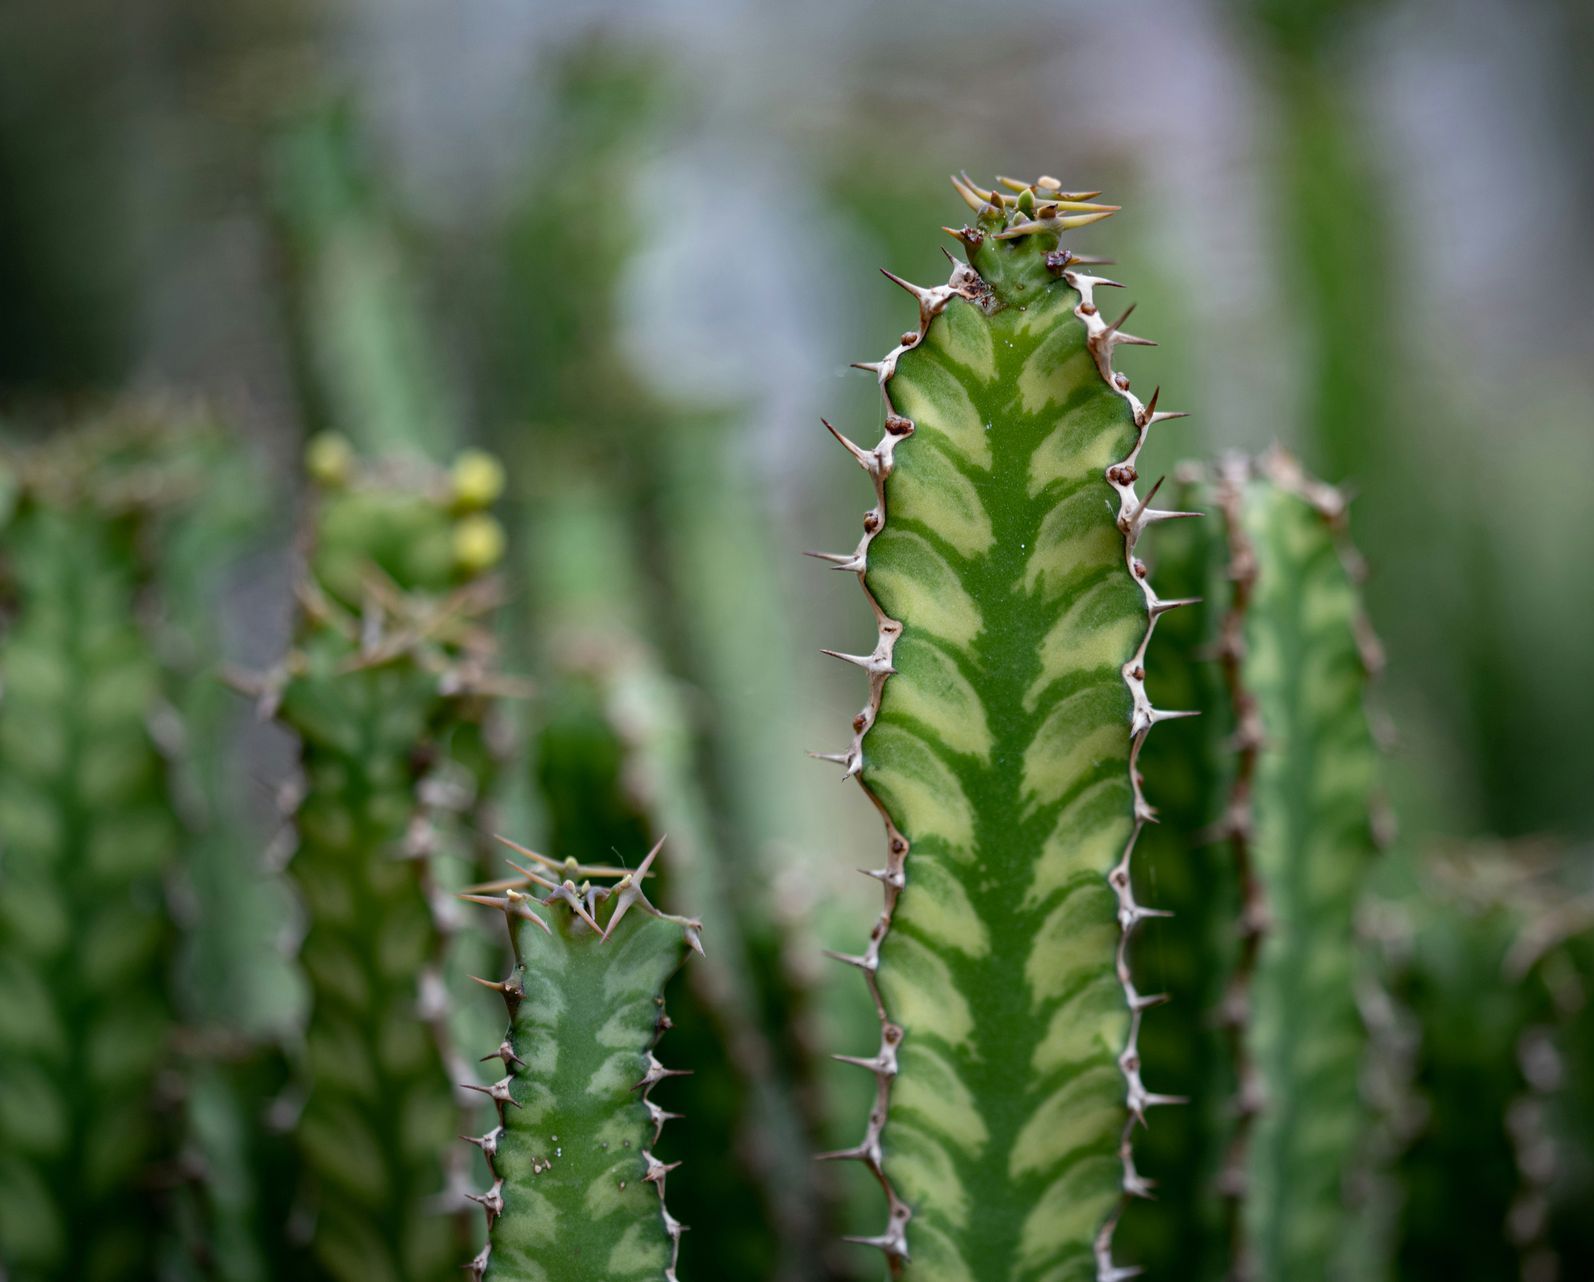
817 176 1192 1280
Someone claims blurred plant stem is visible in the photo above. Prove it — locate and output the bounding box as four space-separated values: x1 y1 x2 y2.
268 101 462 461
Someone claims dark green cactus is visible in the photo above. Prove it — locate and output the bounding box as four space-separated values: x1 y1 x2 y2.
269 441 509 1282
1375 844 1594 1282
1115 486 1238 1282
817 174 1192 1280
0 420 207 1281
461 846 699 1281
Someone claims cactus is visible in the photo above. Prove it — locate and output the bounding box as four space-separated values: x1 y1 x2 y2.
0 419 211 1281
1374 844 1594 1281
460 846 700 1281
1131 452 1386 1279
267 442 508 1282
817 174 1191 1280
1207 452 1386 1281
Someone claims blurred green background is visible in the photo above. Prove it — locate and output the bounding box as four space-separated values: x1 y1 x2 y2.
1 0 1591 1278
4 0 1590 849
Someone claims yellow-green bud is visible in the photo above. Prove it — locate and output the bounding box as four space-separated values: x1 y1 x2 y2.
305 433 355 487
453 513 506 573
451 449 506 510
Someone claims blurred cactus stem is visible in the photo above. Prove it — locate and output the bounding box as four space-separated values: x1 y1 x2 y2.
816 174 1190 1280
0 415 221 1281
264 438 510 1282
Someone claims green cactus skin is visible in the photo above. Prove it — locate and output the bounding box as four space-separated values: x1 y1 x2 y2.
460 849 699 1281
818 175 1193 1281
270 448 508 1282
0 431 196 1281
1203 451 1385 1281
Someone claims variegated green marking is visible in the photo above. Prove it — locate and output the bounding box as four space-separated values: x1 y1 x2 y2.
463 851 697 1281
822 177 1192 1280
1231 455 1382 1282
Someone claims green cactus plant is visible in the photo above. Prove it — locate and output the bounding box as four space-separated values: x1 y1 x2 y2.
266 441 509 1282
816 174 1193 1280
460 845 700 1281
1207 452 1386 1281
1127 452 1387 1280
0 418 214 1281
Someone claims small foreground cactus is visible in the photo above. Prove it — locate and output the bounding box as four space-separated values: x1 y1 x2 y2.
460 843 700 1281
817 175 1191 1280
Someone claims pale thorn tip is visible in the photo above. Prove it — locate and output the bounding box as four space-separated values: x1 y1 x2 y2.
950 173 986 212
821 418 878 472
822 948 876 972
878 267 932 304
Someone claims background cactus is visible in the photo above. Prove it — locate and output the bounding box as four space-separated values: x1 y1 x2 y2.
1126 451 1386 1281
818 175 1190 1280
1374 843 1594 1281
460 847 700 1281
267 444 508 1281
0 416 211 1281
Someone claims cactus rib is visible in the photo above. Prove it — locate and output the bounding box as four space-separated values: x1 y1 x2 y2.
1227 447 1386 1280
462 844 700 1282
818 176 1191 1280
1208 457 1267 1250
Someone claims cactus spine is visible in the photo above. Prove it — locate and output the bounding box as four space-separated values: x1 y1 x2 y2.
818 175 1190 1280
462 845 699 1281
270 444 507 1281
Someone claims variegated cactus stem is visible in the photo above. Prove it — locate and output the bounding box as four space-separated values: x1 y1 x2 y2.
460 841 700 1282
813 173 1193 1281
1201 448 1388 1282
264 437 512 1282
